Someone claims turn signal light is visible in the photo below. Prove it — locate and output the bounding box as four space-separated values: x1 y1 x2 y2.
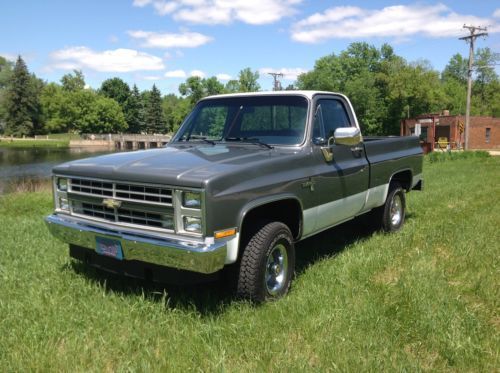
214 228 236 239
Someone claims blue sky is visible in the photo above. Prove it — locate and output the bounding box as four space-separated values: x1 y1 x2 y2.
1 0 499 94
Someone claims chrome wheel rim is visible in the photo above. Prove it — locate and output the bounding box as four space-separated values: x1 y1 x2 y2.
390 194 403 226
265 243 288 295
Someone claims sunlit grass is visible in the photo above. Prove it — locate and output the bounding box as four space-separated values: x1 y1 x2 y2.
0 156 498 371
0 139 69 148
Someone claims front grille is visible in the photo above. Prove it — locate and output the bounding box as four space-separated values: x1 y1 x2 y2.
72 201 175 231
69 178 173 206
66 177 176 232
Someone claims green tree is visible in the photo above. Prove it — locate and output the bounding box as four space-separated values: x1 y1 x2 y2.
124 85 145 133
40 82 66 132
144 84 166 133
58 90 127 134
61 70 85 92
204 76 225 96
238 68 260 92
99 77 131 106
179 76 205 105
297 42 453 135
224 79 240 93
162 94 189 134
0 56 14 132
4 56 42 136
442 53 468 84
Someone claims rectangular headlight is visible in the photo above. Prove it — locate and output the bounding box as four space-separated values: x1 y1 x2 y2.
58 197 69 211
57 177 68 192
182 191 201 209
183 216 202 234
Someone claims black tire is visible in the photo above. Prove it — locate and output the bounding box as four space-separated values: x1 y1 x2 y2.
236 221 295 302
379 183 406 232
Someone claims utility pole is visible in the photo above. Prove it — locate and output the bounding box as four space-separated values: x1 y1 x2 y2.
459 24 487 150
268 72 283 91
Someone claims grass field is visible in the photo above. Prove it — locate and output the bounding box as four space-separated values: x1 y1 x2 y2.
0 155 498 371
0 138 69 148
0 133 82 148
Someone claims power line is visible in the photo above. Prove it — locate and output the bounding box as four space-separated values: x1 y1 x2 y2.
459 24 488 150
268 72 283 91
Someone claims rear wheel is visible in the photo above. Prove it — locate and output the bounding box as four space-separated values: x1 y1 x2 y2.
236 221 295 302
370 183 406 232
381 184 406 232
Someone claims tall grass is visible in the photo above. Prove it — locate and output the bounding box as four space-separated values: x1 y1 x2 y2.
0 156 498 371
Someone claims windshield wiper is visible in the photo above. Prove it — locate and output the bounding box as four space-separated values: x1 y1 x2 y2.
185 135 216 145
225 137 273 149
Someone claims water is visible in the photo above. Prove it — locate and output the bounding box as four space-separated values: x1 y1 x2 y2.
0 146 116 194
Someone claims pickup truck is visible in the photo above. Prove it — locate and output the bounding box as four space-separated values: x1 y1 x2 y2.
45 91 423 302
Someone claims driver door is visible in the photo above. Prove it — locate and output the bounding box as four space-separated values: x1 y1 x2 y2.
310 97 369 232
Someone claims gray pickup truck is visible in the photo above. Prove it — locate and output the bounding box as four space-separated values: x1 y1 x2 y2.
46 91 423 302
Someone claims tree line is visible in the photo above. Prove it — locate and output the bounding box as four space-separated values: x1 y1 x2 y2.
0 42 498 137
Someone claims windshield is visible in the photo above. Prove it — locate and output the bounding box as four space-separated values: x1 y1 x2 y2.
173 96 309 146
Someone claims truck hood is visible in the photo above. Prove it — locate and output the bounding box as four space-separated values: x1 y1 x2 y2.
53 144 298 188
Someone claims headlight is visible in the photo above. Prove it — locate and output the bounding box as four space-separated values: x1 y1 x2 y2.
57 178 68 192
182 191 201 209
183 216 202 234
58 197 69 211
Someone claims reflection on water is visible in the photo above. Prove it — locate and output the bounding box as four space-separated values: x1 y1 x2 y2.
0 146 116 194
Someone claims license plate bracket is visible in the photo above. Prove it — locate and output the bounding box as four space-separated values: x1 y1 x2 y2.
95 237 124 260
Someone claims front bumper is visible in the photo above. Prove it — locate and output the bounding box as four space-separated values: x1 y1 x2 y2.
45 214 227 274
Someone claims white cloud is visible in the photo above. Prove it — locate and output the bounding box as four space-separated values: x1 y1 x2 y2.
165 69 187 78
190 69 205 78
134 0 302 25
133 0 152 7
292 4 499 43
128 30 213 48
494 9 500 18
50 47 165 72
259 67 308 81
216 73 231 81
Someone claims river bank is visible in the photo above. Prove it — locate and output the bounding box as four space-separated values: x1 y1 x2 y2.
0 133 172 150
0 137 69 148
0 145 116 194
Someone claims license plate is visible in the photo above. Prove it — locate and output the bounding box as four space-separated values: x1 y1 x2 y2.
95 237 123 260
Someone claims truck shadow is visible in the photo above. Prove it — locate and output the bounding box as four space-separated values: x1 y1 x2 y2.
67 213 415 316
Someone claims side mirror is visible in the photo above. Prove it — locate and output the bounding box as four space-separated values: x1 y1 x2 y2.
334 127 362 146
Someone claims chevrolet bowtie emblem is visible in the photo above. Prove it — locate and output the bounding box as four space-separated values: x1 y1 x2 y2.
103 198 122 209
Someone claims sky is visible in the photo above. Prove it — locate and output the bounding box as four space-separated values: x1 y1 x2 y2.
1 0 499 94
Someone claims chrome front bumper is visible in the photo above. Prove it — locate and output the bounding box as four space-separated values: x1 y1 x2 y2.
45 214 227 274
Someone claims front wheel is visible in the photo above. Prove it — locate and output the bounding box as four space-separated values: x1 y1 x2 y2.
237 221 295 302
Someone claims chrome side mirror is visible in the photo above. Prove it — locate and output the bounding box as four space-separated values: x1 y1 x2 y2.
334 127 362 146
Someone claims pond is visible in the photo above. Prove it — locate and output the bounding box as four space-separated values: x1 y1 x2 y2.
0 146 117 194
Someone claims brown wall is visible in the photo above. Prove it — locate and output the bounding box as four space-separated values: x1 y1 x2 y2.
467 117 500 149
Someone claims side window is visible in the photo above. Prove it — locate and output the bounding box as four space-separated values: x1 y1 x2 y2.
312 105 324 140
316 99 351 139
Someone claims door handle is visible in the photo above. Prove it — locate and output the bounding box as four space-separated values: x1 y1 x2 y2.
351 146 363 152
